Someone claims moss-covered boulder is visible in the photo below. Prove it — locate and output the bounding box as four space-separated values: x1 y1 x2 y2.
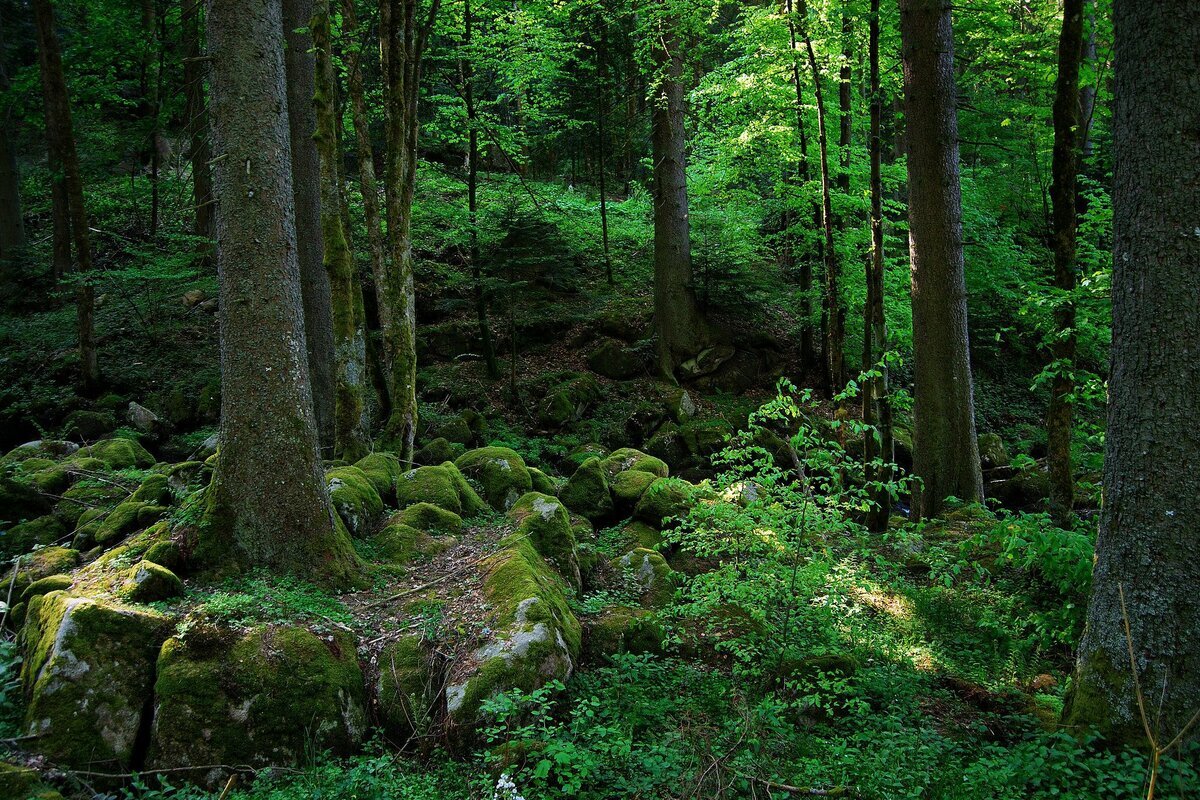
414 437 463 467
566 443 608 469
634 478 698 528
0 762 64 800
978 433 1010 470
148 625 366 785
587 338 645 380
20 592 170 770
54 479 127 530
559 458 612 521
354 452 404 503
507 492 579 589
76 438 155 470
613 548 675 608
614 521 664 553
0 474 52 529
529 467 557 495
92 500 168 548
601 448 669 480
326 466 384 537
144 540 183 572
2 547 80 602
445 536 580 727
582 608 664 663
377 634 437 742
62 409 119 441
610 469 657 511
396 464 462 514
1 515 66 557
21 574 73 603
1 439 80 467
537 374 601 428
371 522 454 563
119 561 183 603
397 502 463 535
455 447 533 511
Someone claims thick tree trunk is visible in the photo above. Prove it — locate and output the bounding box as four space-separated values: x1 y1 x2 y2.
312 0 370 462
899 0 982 518
795 0 843 396
284 0 335 456
0 38 23 263
198 0 356 585
1065 0 1200 747
784 0 816 373
650 22 707 379
1046 0 1084 527
182 0 214 252
34 0 99 393
863 0 892 533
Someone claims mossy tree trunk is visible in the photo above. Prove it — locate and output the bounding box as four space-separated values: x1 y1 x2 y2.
312 0 370 462
200 0 357 586
33 0 99 394
380 0 440 463
1065 0 1200 746
650 15 707 380
899 0 983 518
284 0 336 457
1046 0 1083 527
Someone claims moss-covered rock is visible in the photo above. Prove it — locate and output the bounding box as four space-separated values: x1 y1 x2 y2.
587 338 646 380
537 374 601 428
582 607 664 663
354 452 404 503
414 437 464 467
21 574 74 603
634 478 698 527
62 409 119 441
507 492 579 589
529 467 557 495
978 433 1010 470
119 561 183 603
613 548 675 608
131 473 171 505
397 502 463 535
1 439 80 467
427 414 473 445
371 522 454 563
0 762 64 800
610 469 657 511
614 521 664 553
144 540 183 572
455 447 533 511
566 443 608 469
326 466 384 537
76 438 155 470
377 634 437 742
2 547 80 602
1 515 66 558
148 625 366 785
0 474 52 529
395 464 463 514
445 536 580 727
20 592 170 770
92 501 167 548
559 457 612 521
601 448 669 480
54 479 127 529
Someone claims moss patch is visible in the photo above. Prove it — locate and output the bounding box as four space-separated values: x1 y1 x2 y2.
326 466 385 537
559 457 613 522
454 447 533 511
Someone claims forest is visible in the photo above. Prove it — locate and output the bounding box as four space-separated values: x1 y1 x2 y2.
0 0 1196 797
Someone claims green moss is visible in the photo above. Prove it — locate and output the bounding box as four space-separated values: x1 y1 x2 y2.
454 447 532 510
130 473 170 505
414 437 464 467
1 440 80 467
354 452 404 503
326 466 385 537
613 547 675 608
582 607 664 663
0 475 52 528
559 457 613 522
21 592 170 770
395 465 464 515
635 478 698 527
93 500 166 548
1 515 66 558
377 634 435 741
611 469 657 510
119 560 183 603
398 502 463 534
76 438 155 470
507 492 579 589
1 547 79 600
1062 647 1144 748
0 762 64 800
529 466 557 495
601 448 669 480
148 625 367 776
144 540 183 572
54 480 127 529
21 574 73 602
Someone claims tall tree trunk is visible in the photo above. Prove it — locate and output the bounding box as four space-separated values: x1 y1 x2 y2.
784 0 816 373
1046 0 1084 527
380 0 439 463
837 6 852 196
1065 0 1200 747
34 0 99 393
1079 0 1097 160
795 0 843 396
0 12 24 264
899 0 982 518
650 18 707 380
463 0 499 378
284 0 336 457
182 0 214 253
312 0 370 462
198 0 357 585
863 0 892 533
596 24 613 286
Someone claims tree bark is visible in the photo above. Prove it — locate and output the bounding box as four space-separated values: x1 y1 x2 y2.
596 23 613 286
312 0 370 462
784 0 816 373
650 16 707 379
182 0 214 252
284 0 336 457
899 0 982 518
198 0 357 585
0 13 24 264
863 0 892 533
1065 0 1200 746
1046 0 1084 527
837 6 852 196
34 0 99 393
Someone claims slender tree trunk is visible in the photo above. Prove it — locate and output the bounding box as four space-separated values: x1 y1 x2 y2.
34 0 99 393
1079 0 1096 160
284 0 336 457
899 0 983 518
463 0 499 378
1046 0 1084 527
182 0 214 257
651 17 707 379
784 0 816 372
1065 0 1200 746
0 13 24 264
596 24 613 285
863 0 892 533
148 4 165 239
312 0 370 462
380 0 439 463
198 0 357 585
837 6 852 196
795 0 843 396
